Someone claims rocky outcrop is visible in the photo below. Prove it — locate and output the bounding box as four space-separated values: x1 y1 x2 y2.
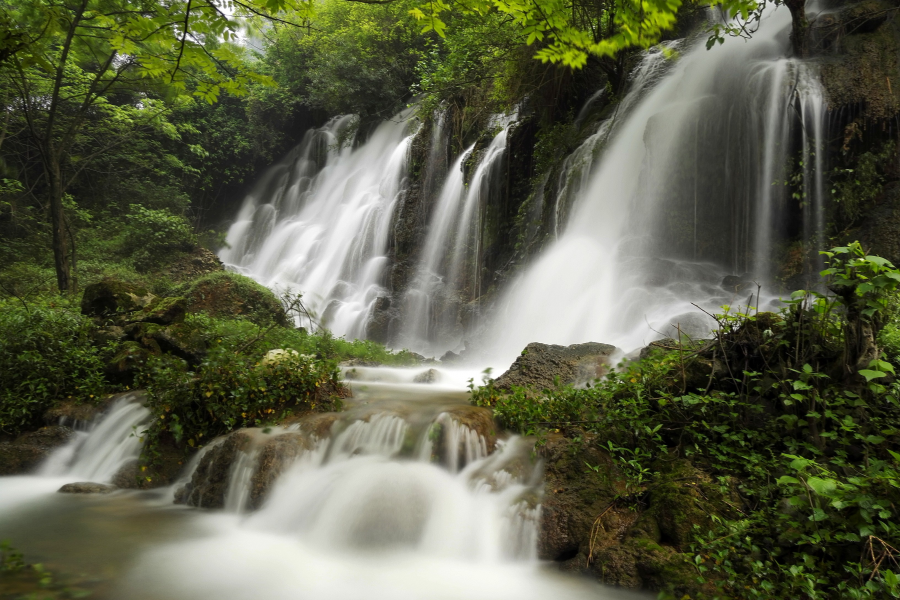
0 425 75 475
58 482 117 494
179 431 253 509
183 271 288 326
538 434 736 596
493 342 618 391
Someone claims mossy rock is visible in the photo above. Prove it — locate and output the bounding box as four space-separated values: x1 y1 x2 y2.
821 4 900 120
182 271 288 327
124 322 207 366
81 279 156 317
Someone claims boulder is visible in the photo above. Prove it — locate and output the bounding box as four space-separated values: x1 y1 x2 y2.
536 434 732 596
183 272 288 326
0 425 76 475
493 342 618 391
81 280 156 318
413 368 440 384
181 431 252 508
58 482 117 494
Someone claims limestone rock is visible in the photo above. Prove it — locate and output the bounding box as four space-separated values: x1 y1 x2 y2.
58 482 117 494
494 342 618 391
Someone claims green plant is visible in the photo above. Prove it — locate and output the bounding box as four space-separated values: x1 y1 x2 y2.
122 205 198 272
0 298 108 435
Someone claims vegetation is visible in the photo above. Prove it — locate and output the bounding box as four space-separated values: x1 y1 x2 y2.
474 242 900 599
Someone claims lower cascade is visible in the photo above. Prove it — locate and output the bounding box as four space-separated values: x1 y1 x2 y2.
0 378 642 600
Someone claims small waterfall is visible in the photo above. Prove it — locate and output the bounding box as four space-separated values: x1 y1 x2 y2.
220 109 419 338
174 405 536 560
400 145 474 354
401 114 516 355
41 396 151 482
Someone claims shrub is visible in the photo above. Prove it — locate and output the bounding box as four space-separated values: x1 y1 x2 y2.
0 298 108 434
122 205 197 272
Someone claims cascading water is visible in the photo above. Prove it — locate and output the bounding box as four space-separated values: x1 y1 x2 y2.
400 114 516 355
221 109 420 338
481 7 828 365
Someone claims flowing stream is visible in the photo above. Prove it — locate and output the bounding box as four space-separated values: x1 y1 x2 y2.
0 381 647 600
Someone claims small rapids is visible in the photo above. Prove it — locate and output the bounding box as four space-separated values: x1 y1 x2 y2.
0 378 648 600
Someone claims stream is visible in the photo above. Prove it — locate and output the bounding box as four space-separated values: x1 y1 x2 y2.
0 374 650 600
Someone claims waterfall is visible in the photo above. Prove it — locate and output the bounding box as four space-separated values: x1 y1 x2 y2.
482 7 828 364
220 109 419 338
41 396 151 482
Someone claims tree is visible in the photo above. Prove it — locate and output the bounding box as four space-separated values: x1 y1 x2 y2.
1 0 310 292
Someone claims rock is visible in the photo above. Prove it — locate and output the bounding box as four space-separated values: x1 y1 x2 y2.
289 412 341 439
439 350 460 364
158 247 224 283
132 296 187 325
720 274 755 294
536 434 729 596
262 348 300 365
104 341 152 384
125 322 207 366
858 182 900 268
44 399 108 426
413 368 440 384
183 272 288 326
493 342 618 391
249 433 313 509
365 296 394 343
81 280 156 318
91 325 127 346
58 482 117 494
184 431 253 508
0 425 77 475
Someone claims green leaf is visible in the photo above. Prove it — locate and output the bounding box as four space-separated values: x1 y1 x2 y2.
859 369 887 382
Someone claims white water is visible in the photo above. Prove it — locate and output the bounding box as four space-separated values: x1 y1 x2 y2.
481 7 827 365
221 110 420 338
0 397 151 515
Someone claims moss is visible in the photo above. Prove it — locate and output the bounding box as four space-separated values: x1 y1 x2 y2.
181 271 287 327
821 9 900 120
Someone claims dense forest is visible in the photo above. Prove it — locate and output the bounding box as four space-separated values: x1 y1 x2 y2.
3 0 900 599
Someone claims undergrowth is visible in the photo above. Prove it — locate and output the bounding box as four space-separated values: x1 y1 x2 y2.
473 242 900 599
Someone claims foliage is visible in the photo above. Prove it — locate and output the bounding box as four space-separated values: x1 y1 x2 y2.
409 0 761 69
0 297 107 435
137 346 342 453
831 142 895 225
123 205 198 272
473 243 900 599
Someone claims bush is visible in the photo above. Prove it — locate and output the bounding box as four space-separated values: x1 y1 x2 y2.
137 347 344 454
0 298 108 434
122 205 197 272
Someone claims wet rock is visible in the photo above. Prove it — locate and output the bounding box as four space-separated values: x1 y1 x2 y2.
413 368 440 384
183 272 288 326
111 460 141 489
249 433 314 509
365 296 394 343
720 274 755 294
439 350 460 364
289 412 341 439
494 342 618 391
58 482 117 494
0 425 77 475
184 431 253 508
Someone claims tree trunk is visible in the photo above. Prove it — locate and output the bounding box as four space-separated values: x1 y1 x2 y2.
46 154 72 293
784 0 810 58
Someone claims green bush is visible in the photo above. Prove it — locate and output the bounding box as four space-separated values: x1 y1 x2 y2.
122 205 197 272
0 298 108 434
137 347 344 454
